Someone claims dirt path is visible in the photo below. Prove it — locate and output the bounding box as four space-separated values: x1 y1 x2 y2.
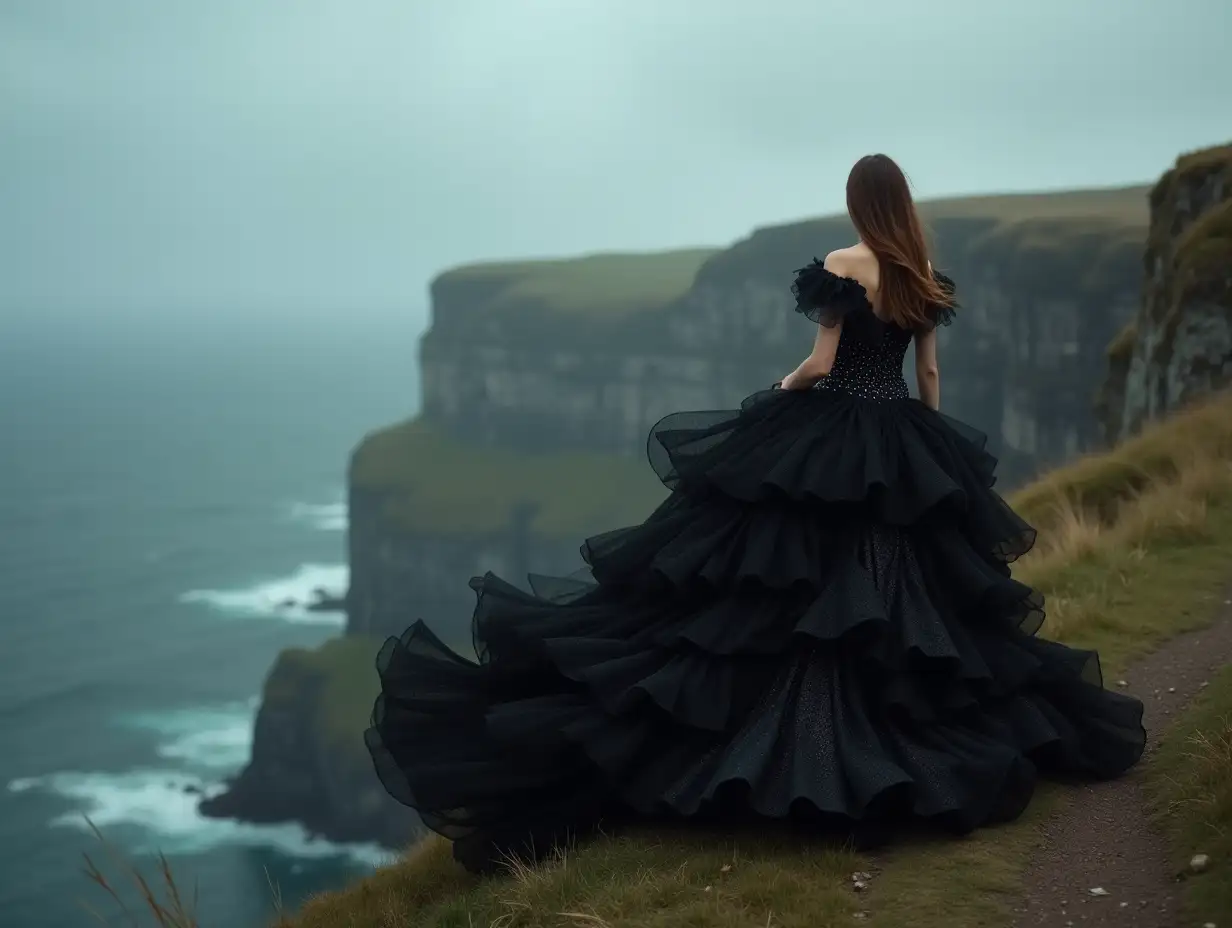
1013 591 1232 928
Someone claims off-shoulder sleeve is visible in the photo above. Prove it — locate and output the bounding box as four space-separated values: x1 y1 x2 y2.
790 258 869 327
923 270 958 330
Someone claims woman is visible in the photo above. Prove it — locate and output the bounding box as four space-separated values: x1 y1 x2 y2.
366 154 1146 873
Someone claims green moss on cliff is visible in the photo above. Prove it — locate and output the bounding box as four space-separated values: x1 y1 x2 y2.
432 248 718 319
350 417 668 538
1146 144 1232 265
263 635 384 770
1174 197 1232 298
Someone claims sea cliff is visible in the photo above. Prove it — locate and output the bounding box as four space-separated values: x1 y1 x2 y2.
423 189 1147 476
1096 144 1232 441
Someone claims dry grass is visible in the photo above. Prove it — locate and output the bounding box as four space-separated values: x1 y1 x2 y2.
77 819 205 928
78 817 295 928
1010 390 1232 528
1015 447 1228 585
1145 664 1232 923
82 394 1232 927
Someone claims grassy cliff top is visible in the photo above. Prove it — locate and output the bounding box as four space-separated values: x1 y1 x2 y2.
696 184 1151 287
916 183 1151 225
284 390 1232 928
1175 196 1232 289
427 185 1152 324
350 417 669 538
430 248 719 319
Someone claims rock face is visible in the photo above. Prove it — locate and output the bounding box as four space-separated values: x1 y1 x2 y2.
346 487 583 639
1097 144 1232 443
423 194 1147 489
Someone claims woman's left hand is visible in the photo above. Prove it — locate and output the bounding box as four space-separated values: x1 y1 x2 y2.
779 372 807 391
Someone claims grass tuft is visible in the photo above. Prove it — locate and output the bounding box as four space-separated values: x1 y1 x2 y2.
79 818 204 928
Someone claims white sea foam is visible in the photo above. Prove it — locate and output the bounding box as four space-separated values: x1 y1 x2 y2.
120 700 259 771
6 768 392 866
180 563 348 626
288 500 347 532
9 700 392 866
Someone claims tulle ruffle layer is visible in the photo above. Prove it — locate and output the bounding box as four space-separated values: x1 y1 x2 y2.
647 387 1034 561
365 390 1146 867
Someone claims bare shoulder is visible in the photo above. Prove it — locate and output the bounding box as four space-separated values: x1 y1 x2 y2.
822 245 861 274
824 244 879 294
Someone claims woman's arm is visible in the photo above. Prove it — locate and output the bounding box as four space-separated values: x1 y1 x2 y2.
780 322 841 390
914 326 940 410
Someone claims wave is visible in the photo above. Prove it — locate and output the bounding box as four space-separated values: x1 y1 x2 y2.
179 563 348 626
119 700 259 771
8 700 392 866
6 769 391 866
288 500 347 532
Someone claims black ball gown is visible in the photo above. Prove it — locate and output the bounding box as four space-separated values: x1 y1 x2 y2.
365 261 1146 873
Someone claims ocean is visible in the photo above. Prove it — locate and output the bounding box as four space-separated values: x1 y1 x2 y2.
0 315 422 927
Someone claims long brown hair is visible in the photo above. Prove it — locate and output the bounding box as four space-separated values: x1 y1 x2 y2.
845 154 953 329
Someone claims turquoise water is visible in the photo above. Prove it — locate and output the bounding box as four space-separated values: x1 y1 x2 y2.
0 316 421 927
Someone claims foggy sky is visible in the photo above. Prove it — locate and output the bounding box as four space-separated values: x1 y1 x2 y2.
2 0 1229 328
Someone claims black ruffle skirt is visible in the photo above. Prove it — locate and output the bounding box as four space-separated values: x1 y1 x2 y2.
365 387 1146 869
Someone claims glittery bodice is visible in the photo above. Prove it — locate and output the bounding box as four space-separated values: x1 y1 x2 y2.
789 259 957 402
814 310 913 401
